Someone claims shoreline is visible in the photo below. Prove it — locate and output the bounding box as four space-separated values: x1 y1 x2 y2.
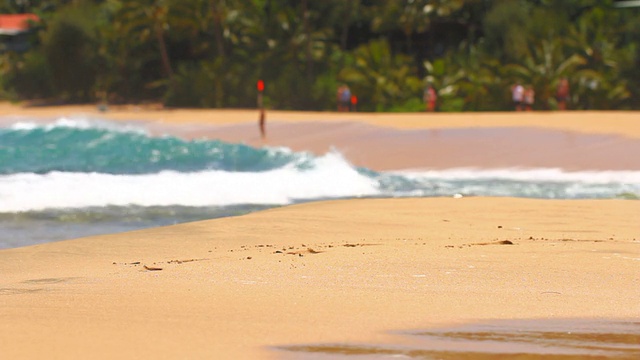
2 103 640 171
3 102 640 137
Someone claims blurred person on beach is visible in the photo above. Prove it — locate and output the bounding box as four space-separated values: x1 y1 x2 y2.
257 79 266 138
423 83 437 112
350 94 358 112
511 82 524 111
524 85 535 111
337 84 351 112
556 77 570 110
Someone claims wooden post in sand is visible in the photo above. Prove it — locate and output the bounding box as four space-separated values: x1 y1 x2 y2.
257 79 265 139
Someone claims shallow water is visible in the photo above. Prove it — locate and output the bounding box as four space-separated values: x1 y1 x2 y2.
277 319 640 359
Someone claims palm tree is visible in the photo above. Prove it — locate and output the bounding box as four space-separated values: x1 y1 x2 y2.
340 39 422 111
113 0 174 81
429 42 504 111
367 0 465 54
502 37 587 110
563 8 632 109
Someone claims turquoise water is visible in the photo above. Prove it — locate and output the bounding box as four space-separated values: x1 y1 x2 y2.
1 117 639 249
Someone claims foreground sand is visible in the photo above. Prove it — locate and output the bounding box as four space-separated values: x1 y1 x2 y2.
1 198 639 359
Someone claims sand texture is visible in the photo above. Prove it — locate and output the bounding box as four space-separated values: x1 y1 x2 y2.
1 198 639 359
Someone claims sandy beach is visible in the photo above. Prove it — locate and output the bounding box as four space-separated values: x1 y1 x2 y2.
1 103 639 359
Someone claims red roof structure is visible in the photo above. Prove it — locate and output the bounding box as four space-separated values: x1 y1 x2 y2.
0 14 39 35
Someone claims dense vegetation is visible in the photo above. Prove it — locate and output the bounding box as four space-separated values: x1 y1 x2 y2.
1 0 638 111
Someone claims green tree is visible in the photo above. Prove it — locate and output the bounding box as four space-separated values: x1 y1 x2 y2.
41 4 100 101
563 5 632 109
503 38 586 110
1 0 638 111
340 39 422 111
425 42 504 112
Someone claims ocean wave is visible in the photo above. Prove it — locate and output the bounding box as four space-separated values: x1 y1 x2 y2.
395 168 640 184
0 151 379 212
2 117 639 213
1 118 302 174
2 116 639 248
379 168 640 199
8 116 148 133
2 164 639 212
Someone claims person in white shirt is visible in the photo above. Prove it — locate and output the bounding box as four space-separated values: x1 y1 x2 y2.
511 82 524 111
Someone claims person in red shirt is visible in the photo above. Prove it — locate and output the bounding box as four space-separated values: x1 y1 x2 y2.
350 94 358 112
524 85 535 111
424 83 437 112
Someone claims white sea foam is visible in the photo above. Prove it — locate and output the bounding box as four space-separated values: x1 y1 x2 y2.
2 164 639 212
0 151 380 212
385 168 640 199
2 116 640 211
395 168 640 184
9 116 148 134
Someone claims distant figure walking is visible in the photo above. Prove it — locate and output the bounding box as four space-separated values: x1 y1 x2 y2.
337 84 351 112
257 79 266 138
423 84 437 112
524 85 535 111
511 82 524 111
350 94 358 112
556 77 570 110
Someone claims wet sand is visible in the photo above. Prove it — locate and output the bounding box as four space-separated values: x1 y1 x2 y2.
282 319 640 359
153 122 640 171
1 103 639 359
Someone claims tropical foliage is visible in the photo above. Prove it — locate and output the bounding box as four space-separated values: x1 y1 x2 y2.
0 0 638 111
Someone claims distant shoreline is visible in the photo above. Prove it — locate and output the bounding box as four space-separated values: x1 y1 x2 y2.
2 102 640 171
2 102 640 137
